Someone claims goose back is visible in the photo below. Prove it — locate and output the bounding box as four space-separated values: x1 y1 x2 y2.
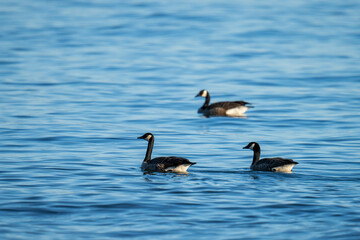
252 157 299 172
142 156 196 173
204 101 251 117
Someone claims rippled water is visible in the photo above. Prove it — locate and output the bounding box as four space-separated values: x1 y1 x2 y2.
1 0 360 239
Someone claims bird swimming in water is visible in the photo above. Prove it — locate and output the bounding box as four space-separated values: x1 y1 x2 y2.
243 142 298 173
195 89 253 117
137 133 196 173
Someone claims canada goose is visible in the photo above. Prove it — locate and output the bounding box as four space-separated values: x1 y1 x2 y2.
195 89 253 117
243 142 298 173
137 133 196 173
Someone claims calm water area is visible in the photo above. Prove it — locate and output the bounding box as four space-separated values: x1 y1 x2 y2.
1 0 360 239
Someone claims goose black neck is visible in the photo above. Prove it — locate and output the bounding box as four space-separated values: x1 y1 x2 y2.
144 137 154 163
252 144 261 165
202 92 210 109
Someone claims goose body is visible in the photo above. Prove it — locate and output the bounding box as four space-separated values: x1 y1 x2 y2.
137 133 196 173
195 89 252 117
243 142 298 173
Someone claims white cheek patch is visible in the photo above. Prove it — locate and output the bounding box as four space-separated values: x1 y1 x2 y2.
145 135 152 141
201 90 208 97
250 143 255 149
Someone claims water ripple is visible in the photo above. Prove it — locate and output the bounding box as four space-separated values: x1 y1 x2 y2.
1 0 360 239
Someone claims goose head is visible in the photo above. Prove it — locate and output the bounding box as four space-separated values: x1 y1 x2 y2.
243 142 259 151
195 89 208 98
137 133 153 141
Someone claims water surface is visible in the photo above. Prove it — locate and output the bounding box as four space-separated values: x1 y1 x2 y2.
1 0 360 239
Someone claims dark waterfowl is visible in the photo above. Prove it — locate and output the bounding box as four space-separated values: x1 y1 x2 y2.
137 133 196 173
195 89 253 117
243 142 298 173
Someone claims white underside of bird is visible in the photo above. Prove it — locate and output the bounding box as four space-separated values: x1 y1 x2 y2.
165 164 193 173
271 163 297 173
225 106 249 116
141 163 192 173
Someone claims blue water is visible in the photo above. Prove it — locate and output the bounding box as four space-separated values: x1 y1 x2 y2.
1 0 360 239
